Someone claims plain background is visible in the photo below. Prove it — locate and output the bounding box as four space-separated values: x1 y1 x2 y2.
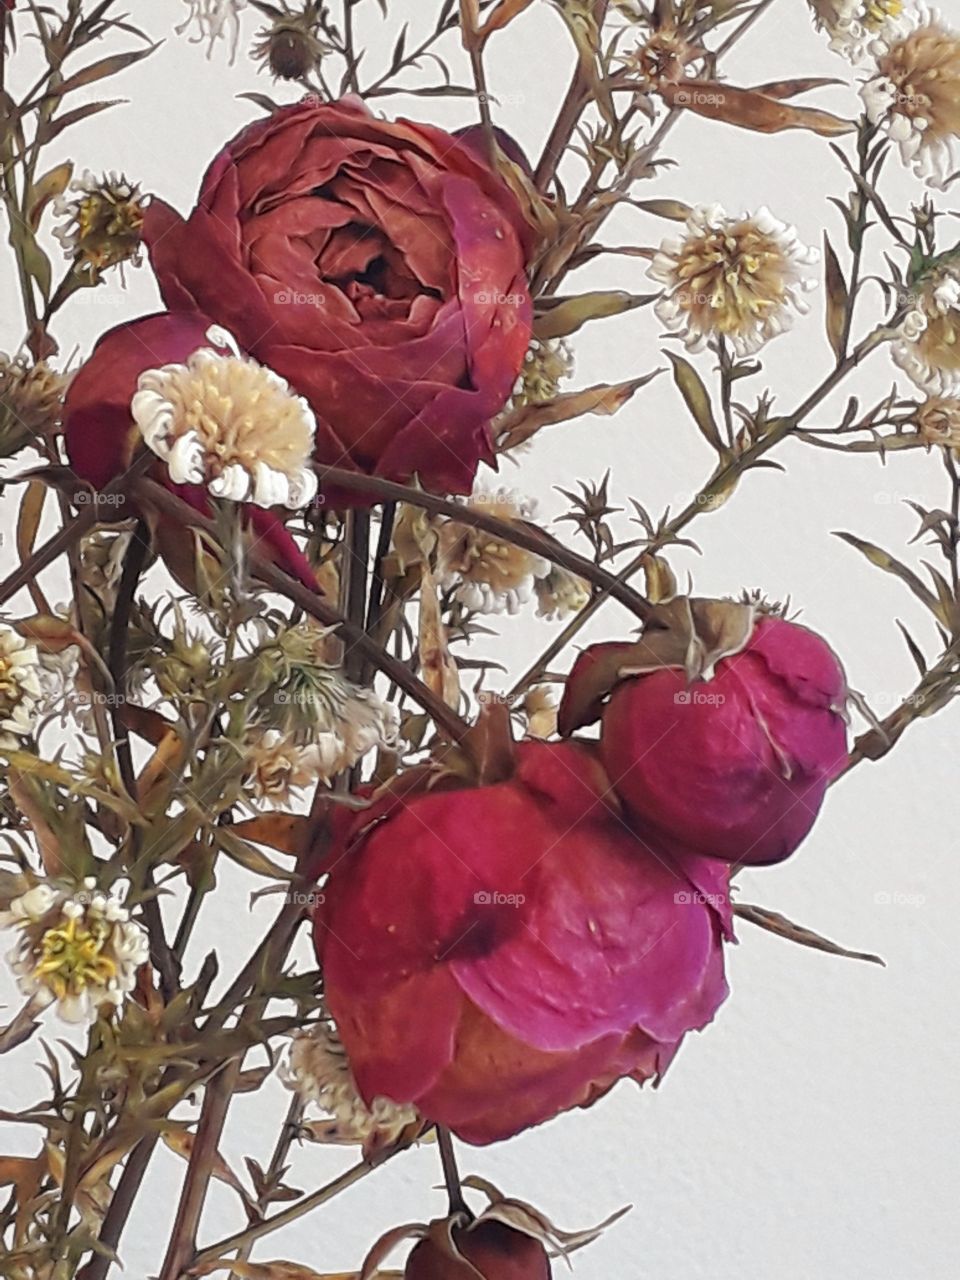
1 1 958 1276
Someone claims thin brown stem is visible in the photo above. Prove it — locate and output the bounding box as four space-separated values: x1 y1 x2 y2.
318 466 652 620
191 1147 403 1269
136 479 472 743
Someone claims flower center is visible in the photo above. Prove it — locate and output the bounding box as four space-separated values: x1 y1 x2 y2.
863 0 902 30
675 226 789 333
33 915 118 1000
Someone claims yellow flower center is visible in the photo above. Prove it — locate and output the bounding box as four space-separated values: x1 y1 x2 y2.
864 0 902 30
75 192 144 269
33 915 117 1000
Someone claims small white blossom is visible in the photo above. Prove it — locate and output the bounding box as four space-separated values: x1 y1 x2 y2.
0 627 43 749
132 328 318 511
648 205 819 358
894 271 960 397
860 9 960 189
810 0 913 64
1 878 149 1024
281 1023 418 1148
438 487 552 617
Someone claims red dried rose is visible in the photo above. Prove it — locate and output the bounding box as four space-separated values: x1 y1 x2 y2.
143 98 534 497
62 312 320 592
560 598 849 867
313 740 729 1145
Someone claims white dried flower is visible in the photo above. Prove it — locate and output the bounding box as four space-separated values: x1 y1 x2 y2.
178 0 248 60
0 878 149 1024
0 628 43 749
132 327 318 511
894 271 960 396
810 0 913 63
648 204 819 357
535 566 590 621
438 487 552 616
860 9 960 188
281 1023 418 1148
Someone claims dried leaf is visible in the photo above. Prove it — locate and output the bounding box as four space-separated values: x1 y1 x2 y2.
497 372 660 451
478 0 535 37
666 352 725 453
419 566 460 709
162 1129 255 1211
15 482 51 614
27 162 73 231
745 76 845 100
734 903 884 966
835 532 948 624
534 290 656 340
43 43 160 100
231 814 314 857
661 80 855 136
823 232 848 360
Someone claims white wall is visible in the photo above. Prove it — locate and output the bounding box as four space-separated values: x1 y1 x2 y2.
1 1 958 1276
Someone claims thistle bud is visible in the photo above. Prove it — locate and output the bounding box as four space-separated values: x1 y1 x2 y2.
252 6 330 81
405 1221 551 1279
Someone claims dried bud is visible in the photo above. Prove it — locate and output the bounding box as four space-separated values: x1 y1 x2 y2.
405 1221 551 1279
916 396 960 448
0 355 67 457
53 170 145 278
252 6 330 80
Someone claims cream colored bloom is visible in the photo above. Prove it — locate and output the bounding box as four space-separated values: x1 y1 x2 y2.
281 1023 418 1148
178 0 247 59
894 272 960 396
438 487 551 616
810 0 912 63
861 11 960 188
132 328 318 510
535 566 590 621
648 205 819 357
244 729 337 806
513 338 574 408
0 878 149 1024
0 628 43 749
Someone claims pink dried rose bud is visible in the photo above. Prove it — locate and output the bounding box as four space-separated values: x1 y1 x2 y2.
559 597 850 867
405 1221 551 1279
313 739 730 1145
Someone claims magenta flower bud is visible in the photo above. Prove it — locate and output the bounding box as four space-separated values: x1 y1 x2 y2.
560 599 849 866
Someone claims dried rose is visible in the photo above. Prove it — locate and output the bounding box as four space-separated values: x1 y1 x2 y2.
313 740 729 1145
143 99 534 499
560 598 849 867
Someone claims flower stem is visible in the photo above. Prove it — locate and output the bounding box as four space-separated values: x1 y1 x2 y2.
437 1126 468 1216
